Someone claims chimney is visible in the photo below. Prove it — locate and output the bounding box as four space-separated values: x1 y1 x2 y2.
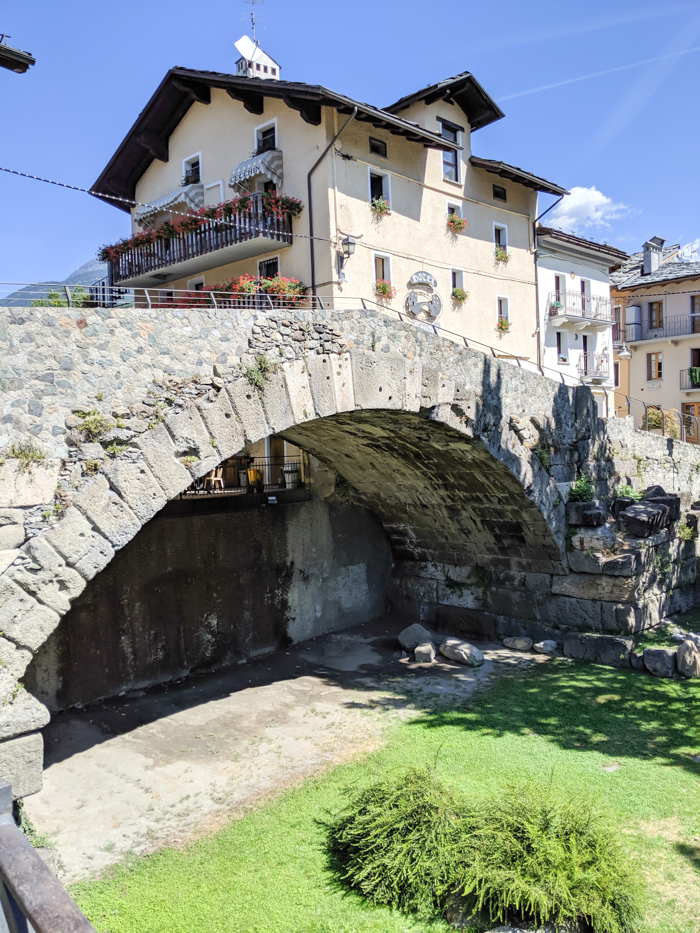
642 236 665 275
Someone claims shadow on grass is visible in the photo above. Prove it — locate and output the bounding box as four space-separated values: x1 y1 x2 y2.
675 841 700 873
401 659 700 775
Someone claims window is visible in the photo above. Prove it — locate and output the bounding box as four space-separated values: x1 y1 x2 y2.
692 295 700 333
494 223 508 252
647 351 663 380
259 257 279 279
649 300 663 329
263 179 277 195
692 348 700 368
451 268 464 290
497 296 509 322
614 361 620 387
492 184 507 202
438 118 461 182
256 122 276 153
556 331 568 363
447 201 462 218
256 63 261 71
263 65 268 74
374 254 391 283
368 169 391 205
187 276 205 291
580 279 590 314
369 137 387 158
271 67 277 76
183 153 201 185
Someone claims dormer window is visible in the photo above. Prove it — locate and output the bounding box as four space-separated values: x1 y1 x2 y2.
257 124 276 153
271 67 276 76
438 117 462 183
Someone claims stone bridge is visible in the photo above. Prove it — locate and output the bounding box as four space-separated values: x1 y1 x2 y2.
2 300 700 797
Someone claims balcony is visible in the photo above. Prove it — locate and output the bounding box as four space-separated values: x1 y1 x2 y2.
578 351 610 384
681 367 700 391
624 314 700 343
547 290 613 329
108 192 293 287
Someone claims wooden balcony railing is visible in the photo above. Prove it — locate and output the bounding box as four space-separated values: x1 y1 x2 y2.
109 193 293 285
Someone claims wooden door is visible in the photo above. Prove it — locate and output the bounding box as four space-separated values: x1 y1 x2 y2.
683 403 700 444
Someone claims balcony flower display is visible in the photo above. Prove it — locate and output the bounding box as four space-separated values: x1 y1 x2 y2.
451 287 467 303
97 192 304 263
375 279 396 299
497 316 511 334
370 196 391 216
447 213 467 233
549 300 563 313
689 366 700 389
495 246 509 263
152 274 308 309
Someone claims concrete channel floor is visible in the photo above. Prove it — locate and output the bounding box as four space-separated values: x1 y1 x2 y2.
25 617 548 883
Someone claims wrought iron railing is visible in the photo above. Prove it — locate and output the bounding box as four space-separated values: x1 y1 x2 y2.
680 367 700 390
547 290 613 323
183 456 306 497
577 351 610 380
624 313 700 342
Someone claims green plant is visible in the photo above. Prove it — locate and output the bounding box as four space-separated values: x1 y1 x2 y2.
495 246 509 263
451 287 467 302
536 444 552 470
244 355 276 395
616 484 643 501
375 279 396 300
103 441 128 458
689 366 700 389
179 456 199 468
653 552 673 575
565 527 577 551
31 286 91 308
8 442 45 472
77 410 108 442
370 196 391 216
568 473 595 502
496 316 510 334
549 300 563 313
85 460 101 476
678 522 696 541
447 213 467 233
644 407 680 440
95 391 104 402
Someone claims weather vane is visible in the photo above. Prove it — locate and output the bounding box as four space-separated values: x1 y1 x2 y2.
243 0 263 43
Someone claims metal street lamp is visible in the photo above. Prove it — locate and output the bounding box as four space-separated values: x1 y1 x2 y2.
341 236 356 258
618 344 632 361
0 35 36 74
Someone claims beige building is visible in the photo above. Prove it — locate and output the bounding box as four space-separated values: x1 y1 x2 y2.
611 238 700 441
93 39 566 361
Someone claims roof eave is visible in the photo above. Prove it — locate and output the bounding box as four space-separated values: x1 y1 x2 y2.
470 156 567 196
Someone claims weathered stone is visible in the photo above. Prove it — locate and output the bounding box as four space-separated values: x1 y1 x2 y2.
73 475 141 549
612 496 634 522
0 549 18 574
80 441 106 460
619 503 670 537
0 689 50 740
414 641 436 662
563 633 633 668
260 369 295 434
644 484 667 499
630 650 645 671
398 623 434 650
227 380 270 443
567 549 603 574
8 538 84 614
0 637 32 679
439 637 484 667
0 732 43 798
164 407 218 477
602 551 642 576
0 521 24 550
132 423 193 499
534 639 557 654
44 507 114 580
646 494 681 522
503 636 533 651
0 460 60 507
435 605 498 641
350 350 403 410
101 456 167 524
569 524 618 552
196 386 245 459
677 640 700 677
540 595 602 630
0 576 60 651
551 573 637 602
566 500 605 526
643 647 676 678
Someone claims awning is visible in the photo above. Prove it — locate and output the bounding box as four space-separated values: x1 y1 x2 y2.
134 183 204 226
229 149 283 192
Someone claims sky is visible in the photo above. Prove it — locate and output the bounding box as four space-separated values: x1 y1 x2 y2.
2 0 700 289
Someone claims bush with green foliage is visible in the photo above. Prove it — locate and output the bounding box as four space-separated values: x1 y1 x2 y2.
616 484 643 501
328 769 642 933
567 473 595 502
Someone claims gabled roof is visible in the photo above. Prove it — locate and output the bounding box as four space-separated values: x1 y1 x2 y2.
92 68 463 211
610 244 700 290
385 72 504 131
470 157 568 196
537 226 628 265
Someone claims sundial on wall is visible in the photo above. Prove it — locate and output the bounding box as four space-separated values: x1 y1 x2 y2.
405 271 442 321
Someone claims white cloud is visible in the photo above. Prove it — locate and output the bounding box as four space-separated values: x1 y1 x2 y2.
548 187 629 234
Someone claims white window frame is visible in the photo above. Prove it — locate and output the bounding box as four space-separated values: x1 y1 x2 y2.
253 117 278 153
373 251 392 284
204 180 225 205
497 295 509 323
369 136 388 159
450 267 464 291
493 222 508 250
187 276 206 291
368 166 392 206
438 118 462 184
556 330 568 364
446 199 463 218
258 254 281 278
182 151 202 183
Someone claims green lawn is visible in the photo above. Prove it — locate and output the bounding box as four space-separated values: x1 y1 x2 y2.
73 660 700 933
634 605 700 651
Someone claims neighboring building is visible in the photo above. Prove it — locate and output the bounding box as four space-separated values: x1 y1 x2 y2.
611 238 700 440
92 38 567 360
536 226 627 415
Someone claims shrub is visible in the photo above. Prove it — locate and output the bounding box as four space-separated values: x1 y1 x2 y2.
678 522 696 541
616 484 643 501
568 473 595 502
244 355 276 395
644 406 680 439
7 442 45 472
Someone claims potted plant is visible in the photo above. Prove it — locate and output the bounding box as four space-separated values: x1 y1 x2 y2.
549 300 563 314
447 213 467 233
690 366 700 388
497 316 511 334
375 279 396 300
495 245 509 263
370 196 391 216
451 287 467 303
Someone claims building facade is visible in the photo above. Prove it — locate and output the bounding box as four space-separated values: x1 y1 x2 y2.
93 39 566 362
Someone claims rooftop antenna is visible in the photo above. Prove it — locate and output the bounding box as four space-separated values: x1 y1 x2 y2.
243 0 263 44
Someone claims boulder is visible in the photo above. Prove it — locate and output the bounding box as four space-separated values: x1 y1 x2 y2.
612 496 634 522
503 636 533 651
534 639 557 654
619 502 670 537
398 623 434 650
644 484 667 499
439 637 484 667
677 640 700 678
643 647 676 678
630 650 645 671
414 641 436 663
646 494 681 522
566 500 605 526
563 633 633 668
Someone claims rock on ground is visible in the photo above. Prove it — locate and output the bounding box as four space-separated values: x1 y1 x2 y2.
414 641 436 663
677 640 700 678
503 636 533 651
398 623 434 650
439 637 484 667
533 640 557 654
643 647 676 678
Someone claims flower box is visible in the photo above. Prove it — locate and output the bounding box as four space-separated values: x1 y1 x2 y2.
497 316 511 334
495 246 509 263
451 287 467 303
370 196 391 216
447 213 467 233
375 279 396 299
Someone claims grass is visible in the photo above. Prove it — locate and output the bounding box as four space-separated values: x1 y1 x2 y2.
6 441 45 471
73 661 700 933
634 604 700 651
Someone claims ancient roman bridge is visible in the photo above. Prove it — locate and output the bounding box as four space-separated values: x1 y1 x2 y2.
2 300 700 797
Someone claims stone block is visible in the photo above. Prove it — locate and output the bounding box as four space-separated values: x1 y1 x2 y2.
73 475 141 549
567 549 603 574
398 623 433 650
540 595 602 631
646 494 681 522
643 647 676 678
436 605 497 641
196 389 245 460
563 633 633 668
0 460 60 507
261 369 295 434
485 587 539 620
101 456 167 525
677 640 700 678
630 650 645 671
0 732 43 798
403 576 438 603
644 484 667 499
414 642 436 663
330 353 355 414
165 407 218 476
8 538 84 614
566 500 605 526
44 506 114 581
306 354 338 418
0 576 60 651
619 503 670 537
350 350 403 410
0 517 24 550
612 496 634 522
602 552 642 576
551 573 637 603
0 550 18 575
282 359 315 426
0 690 50 740
404 359 422 412
133 423 193 500
0 637 32 679
226 379 270 443
439 637 484 667
435 581 480 608
570 524 618 552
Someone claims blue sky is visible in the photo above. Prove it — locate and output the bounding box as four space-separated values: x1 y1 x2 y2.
2 0 700 288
